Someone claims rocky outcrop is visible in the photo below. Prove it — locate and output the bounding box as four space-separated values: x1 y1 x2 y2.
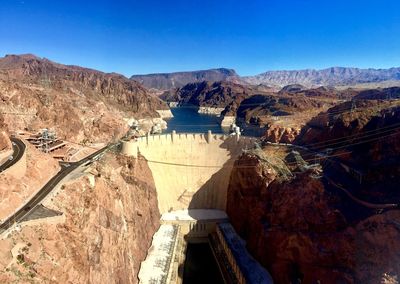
227 97 400 283
131 68 239 90
263 125 300 143
0 143 60 220
0 131 11 153
0 154 160 283
227 150 400 283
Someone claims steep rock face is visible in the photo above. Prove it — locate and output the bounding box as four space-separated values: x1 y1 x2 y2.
0 54 168 142
295 100 400 206
227 152 400 283
0 143 60 220
0 131 11 153
0 54 167 114
131 68 239 90
243 67 400 87
263 125 300 143
0 154 160 283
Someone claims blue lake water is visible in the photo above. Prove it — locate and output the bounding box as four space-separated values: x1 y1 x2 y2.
164 107 228 134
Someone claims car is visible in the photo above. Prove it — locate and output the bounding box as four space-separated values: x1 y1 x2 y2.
12 142 16 146
8 155 13 161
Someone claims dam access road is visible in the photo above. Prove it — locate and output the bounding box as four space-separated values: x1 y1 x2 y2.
0 137 25 173
0 142 117 234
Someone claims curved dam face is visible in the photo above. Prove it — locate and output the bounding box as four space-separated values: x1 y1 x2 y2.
122 132 256 214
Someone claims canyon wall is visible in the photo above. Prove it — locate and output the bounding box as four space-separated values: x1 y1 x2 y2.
0 154 160 283
227 151 400 283
226 97 400 284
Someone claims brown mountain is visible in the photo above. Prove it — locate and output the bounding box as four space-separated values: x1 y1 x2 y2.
0 54 167 142
160 80 254 108
131 68 240 90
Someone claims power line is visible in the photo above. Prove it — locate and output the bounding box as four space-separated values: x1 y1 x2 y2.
295 121 400 149
324 175 398 209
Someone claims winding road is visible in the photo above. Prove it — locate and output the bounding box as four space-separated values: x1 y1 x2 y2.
0 137 26 173
0 142 117 234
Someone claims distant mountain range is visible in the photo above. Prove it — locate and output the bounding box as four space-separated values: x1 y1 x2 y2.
243 67 400 87
132 66 400 90
130 68 239 90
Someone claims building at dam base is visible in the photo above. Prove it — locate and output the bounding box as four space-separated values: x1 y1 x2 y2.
121 131 257 214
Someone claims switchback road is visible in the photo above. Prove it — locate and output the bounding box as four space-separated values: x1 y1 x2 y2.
0 137 26 173
0 143 116 234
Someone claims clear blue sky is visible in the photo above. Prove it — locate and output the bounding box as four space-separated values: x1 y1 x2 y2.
1 0 399 76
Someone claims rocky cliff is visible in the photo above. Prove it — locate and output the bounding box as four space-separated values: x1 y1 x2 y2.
227 148 400 283
0 153 160 283
0 54 168 142
0 142 60 220
131 68 239 90
227 99 400 283
0 131 11 153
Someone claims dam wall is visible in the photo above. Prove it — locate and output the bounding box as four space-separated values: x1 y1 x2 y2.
122 132 256 214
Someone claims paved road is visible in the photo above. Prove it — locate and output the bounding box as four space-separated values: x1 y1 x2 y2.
0 137 26 173
0 143 117 234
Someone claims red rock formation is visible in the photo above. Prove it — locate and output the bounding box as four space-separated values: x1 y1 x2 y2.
227 151 400 283
228 99 400 283
263 125 300 143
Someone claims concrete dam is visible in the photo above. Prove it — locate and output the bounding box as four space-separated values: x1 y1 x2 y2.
121 131 257 214
121 131 273 283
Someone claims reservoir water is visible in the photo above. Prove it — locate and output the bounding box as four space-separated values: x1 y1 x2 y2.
164 106 227 134
163 106 265 137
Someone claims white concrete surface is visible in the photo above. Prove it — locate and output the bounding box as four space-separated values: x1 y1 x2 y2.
121 132 256 214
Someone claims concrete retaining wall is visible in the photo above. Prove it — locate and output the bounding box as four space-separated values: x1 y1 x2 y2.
122 132 256 214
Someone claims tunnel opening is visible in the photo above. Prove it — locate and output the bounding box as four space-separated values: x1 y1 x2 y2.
182 242 224 284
